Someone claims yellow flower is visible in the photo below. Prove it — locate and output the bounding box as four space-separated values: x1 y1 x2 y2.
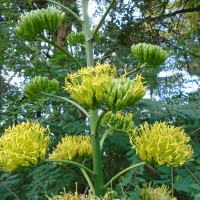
130 122 193 167
49 189 95 200
65 62 116 109
0 121 50 171
141 184 177 200
49 135 92 161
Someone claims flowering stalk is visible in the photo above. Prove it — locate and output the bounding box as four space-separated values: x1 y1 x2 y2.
90 110 104 197
81 0 105 197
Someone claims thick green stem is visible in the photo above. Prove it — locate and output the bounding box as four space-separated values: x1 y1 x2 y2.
90 109 104 197
82 0 94 67
81 0 116 197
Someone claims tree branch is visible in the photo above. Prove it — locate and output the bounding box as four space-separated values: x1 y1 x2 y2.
136 5 200 25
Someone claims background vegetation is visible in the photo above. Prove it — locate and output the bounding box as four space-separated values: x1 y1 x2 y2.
0 0 199 199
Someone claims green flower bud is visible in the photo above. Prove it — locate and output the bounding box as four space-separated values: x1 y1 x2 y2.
24 76 59 99
131 43 169 68
67 31 85 46
14 7 65 41
0 121 50 171
67 30 101 46
130 122 193 167
103 75 146 111
49 135 92 162
101 111 134 133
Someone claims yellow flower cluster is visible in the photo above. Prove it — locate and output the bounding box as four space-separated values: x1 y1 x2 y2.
0 121 50 171
101 111 134 133
49 190 95 200
141 184 177 200
65 62 116 109
130 122 193 167
49 135 92 161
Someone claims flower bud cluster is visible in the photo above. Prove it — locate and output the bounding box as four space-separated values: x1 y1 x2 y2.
101 111 134 133
0 121 50 171
14 7 65 41
141 184 177 200
131 43 169 68
67 30 101 46
65 62 116 109
49 135 92 162
103 75 146 111
130 122 193 167
24 76 59 99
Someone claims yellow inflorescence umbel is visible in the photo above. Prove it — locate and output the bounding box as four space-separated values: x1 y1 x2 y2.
49 135 92 161
141 184 177 200
64 62 116 109
130 122 193 167
0 121 50 171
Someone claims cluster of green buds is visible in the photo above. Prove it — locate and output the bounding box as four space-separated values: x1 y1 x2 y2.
0 121 50 172
67 31 85 46
131 43 169 68
101 111 134 134
129 122 193 167
67 30 101 46
49 135 92 162
103 75 146 111
14 7 65 41
65 62 116 109
141 183 177 200
24 76 59 99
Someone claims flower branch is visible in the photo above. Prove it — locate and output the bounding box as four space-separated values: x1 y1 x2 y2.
104 162 146 189
92 0 116 39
